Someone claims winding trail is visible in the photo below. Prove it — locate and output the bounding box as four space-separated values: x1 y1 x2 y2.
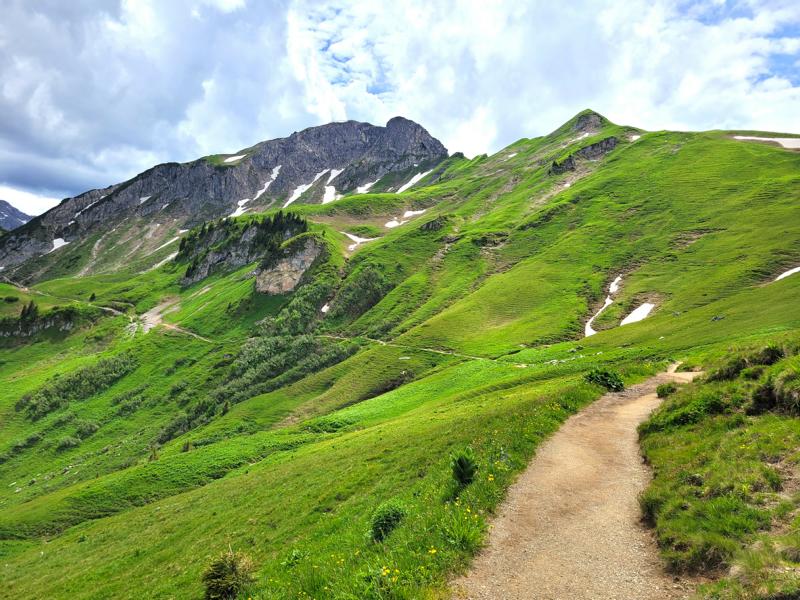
453 366 701 600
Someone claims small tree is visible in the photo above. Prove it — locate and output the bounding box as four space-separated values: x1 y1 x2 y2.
89 292 96 302
451 447 478 488
202 548 255 600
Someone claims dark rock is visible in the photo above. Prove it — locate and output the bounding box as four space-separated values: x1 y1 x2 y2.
0 118 448 279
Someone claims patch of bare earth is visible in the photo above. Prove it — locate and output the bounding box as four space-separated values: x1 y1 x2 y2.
453 367 701 600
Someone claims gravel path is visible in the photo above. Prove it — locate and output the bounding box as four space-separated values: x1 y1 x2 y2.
453 366 701 600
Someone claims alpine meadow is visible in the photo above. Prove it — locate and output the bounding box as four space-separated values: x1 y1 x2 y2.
1 6 800 599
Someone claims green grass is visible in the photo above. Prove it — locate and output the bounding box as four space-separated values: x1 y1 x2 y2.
1 111 800 598
640 339 800 598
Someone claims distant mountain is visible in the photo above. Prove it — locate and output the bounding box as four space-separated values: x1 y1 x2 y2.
0 200 32 231
0 117 448 279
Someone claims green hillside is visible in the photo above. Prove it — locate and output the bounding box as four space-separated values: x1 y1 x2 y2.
1 111 799 599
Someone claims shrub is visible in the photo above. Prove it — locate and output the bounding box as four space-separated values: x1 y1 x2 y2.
3 295 18 303
369 499 407 542
740 366 765 380
16 352 139 419
451 447 478 488
749 344 785 366
707 356 747 382
201 548 255 600
328 266 392 319
584 368 625 392
751 368 800 415
56 436 81 452
75 419 99 439
656 382 677 398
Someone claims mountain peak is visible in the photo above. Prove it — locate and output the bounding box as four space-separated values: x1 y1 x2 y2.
571 109 610 132
0 199 32 231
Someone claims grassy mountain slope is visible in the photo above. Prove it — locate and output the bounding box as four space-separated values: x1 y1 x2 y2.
1 111 799 599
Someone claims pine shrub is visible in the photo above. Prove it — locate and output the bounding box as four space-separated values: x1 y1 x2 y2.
201 548 255 600
369 499 407 542
451 447 478 488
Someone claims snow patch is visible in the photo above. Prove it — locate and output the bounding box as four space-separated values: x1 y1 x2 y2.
254 165 282 201
148 252 178 272
322 185 341 204
327 168 343 184
733 136 800 149
629 135 641 141
563 182 571 189
585 275 622 337
230 165 283 216
402 209 427 218
507 152 518 158
321 303 329 314
139 196 151 205
397 169 433 193
224 154 246 163
609 275 622 294
49 238 69 253
284 169 329 208
153 236 180 253
621 303 655 325
342 231 376 252
775 266 800 281
161 203 170 210
74 200 99 218
357 179 379 194
385 218 408 229
229 199 250 218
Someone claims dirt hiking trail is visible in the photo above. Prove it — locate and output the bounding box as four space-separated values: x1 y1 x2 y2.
453 366 701 600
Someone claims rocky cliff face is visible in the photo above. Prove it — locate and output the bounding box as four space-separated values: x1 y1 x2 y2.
0 118 447 278
255 238 323 295
550 137 619 175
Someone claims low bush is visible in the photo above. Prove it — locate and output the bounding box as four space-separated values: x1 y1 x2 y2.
201 548 255 600
75 419 100 439
707 356 747 382
369 499 407 542
56 436 81 452
584 368 624 392
751 367 800 415
749 344 785 366
451 447 478 488
656 382 677 398
17 352 139 419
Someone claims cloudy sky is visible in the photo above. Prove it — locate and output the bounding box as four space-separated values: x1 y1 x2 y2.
1 0 799 215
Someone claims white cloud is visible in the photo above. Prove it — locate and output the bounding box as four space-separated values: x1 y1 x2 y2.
287 0 800 152
0 0 798 203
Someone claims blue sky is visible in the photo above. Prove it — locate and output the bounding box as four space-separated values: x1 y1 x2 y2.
0 0 798 215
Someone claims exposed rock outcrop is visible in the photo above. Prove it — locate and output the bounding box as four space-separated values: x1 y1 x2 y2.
550 137 619 175
255 238 323 294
